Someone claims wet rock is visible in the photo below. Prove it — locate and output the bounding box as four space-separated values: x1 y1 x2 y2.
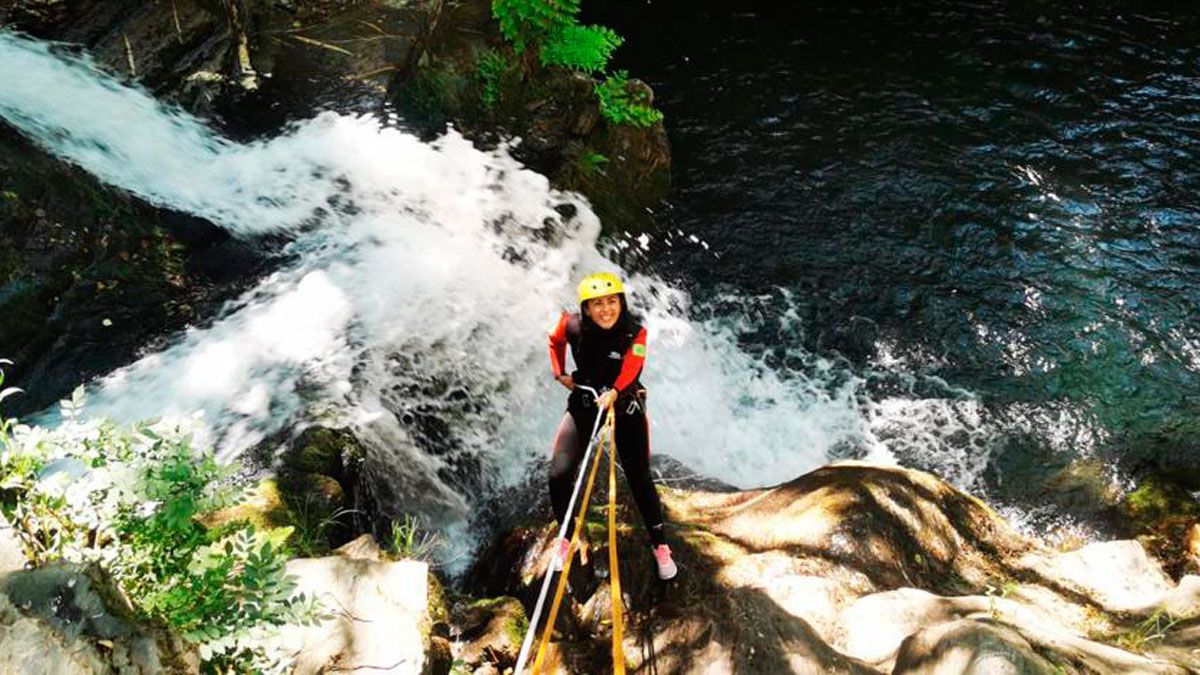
817 315 879 362
0 127 263 416
283 425 360 477
4 0 439 124
1116 473 1200 579
0 563 199 674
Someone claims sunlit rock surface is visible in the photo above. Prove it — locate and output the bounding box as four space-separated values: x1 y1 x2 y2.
466 462 1200 674
272 534 434 675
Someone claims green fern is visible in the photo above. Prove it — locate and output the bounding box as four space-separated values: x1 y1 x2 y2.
595 70 663 127
492 0 581 54
540 24 622 73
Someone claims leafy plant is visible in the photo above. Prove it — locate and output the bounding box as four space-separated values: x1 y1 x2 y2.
576 150 609 178
490 0 663 127
595 70 664 127
477 49 509 110
0 382 324 673
492 0 580 55
540 24 622 73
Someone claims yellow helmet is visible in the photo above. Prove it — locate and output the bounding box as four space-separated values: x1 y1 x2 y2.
577 272 625 303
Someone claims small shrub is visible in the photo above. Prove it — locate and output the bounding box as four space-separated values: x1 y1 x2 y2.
477 49 509 110
595 71 664 127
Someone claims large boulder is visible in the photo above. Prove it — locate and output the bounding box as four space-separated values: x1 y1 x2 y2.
267 534 436 674
0 563 198 674
467 461 1200 674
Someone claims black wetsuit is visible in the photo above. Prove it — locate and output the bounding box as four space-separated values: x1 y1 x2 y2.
547 307 667 546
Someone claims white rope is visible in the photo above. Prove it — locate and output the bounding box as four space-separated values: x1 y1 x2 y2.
513 385 607 674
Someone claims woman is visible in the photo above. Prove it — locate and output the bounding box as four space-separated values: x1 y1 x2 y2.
546 272 677 580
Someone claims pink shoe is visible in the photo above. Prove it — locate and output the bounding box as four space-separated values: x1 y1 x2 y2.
653 544 677 580
551 537 589 572
551 537 570 572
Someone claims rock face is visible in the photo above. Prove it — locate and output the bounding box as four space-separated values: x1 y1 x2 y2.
269 534 437 675
1 0 438 124
469 461 1200 674
0 563 198 674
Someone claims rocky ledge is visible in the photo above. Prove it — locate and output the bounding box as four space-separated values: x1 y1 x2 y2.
463 461 1200 674
4 461 1199 673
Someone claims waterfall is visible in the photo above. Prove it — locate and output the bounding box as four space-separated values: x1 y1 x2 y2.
2 31 1059 570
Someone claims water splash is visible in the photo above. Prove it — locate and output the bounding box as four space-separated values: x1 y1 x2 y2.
0 31 1099 570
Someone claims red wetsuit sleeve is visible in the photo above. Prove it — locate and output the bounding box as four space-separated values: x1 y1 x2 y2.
547 311 570 377
613 327 648 392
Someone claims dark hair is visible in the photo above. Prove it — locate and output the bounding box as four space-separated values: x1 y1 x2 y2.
579 292 641 337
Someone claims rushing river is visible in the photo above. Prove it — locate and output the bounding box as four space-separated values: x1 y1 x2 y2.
2 0 1199 568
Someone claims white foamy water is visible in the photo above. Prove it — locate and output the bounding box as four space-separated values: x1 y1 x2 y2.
0 31 1098 570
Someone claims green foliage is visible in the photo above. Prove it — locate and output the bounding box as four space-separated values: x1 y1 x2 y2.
0 381 324 674
287 496 356 557
595 71 664 127
492 0 581 55
490 0 664 127
402 61 472 122
540 24 622 73
1124 474 1197 525
1116 609 1184 652
477 49 509 111
387 513 439 560
577 150 609 178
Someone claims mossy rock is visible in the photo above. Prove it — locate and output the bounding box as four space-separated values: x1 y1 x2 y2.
450 596 527 670
200 478 292 531
275 470 346 520
283 426 364 478
1121 473 1199 529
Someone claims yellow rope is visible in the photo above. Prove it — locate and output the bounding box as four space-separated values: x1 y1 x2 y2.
530 408 612 674
606 409 627 674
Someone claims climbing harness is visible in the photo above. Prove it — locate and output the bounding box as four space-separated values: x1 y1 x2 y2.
515 386 629 674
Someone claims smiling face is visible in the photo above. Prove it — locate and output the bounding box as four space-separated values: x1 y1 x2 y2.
584 293 622 329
